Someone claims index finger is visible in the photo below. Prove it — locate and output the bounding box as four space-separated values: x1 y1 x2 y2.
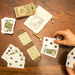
52 31 65 38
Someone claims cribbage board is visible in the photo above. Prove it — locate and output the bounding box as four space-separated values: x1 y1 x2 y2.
17 30 41 62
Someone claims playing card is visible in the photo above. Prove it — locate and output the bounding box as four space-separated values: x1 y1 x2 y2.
7 53 25 69
1 44 25 69
1 17 16 34
41 37 59 58
24 6 53 33
1 44 20 61
66 47 75 68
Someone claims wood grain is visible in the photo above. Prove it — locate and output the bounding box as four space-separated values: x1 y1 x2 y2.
0 0 75 75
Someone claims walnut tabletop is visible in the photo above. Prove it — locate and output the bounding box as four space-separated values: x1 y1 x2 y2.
0 0 75 75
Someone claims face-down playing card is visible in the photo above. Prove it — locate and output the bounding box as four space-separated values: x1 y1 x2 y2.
41 37 59 58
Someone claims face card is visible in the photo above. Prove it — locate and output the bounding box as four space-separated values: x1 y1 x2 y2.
1 17 16 34
41 37 59 58
24 6 53 34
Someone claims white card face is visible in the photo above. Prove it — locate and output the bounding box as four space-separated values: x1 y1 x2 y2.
1 44 20 61
1 17 16 34
66 48 75 68
24 6 53 33
7 53 25 69
41 37 59 58
68 47 75 56
66 54 75 68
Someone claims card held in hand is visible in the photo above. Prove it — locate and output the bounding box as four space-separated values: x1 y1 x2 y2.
41 37 59 58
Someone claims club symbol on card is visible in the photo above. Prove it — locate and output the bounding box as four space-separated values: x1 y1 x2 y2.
20 64 22 66
45 44 47 47
50 42 53 45
21 58 23 61
6 52 8 54
8 50 10 52
45 39 48 41
15 61 18 63
71 52 73 55
9 63 12 65
10 47 12 49
67 62 69 66
73 56 75 59
55 46 57 48
10 57 13 59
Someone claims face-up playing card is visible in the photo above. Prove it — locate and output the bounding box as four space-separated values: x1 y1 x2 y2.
41 37 59 58
66 47 75 68
24 6 53 34
1 44 20 61
1 44 25 69
7 53 25 69
1 17 16 34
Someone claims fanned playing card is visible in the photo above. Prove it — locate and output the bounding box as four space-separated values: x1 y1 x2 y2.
1 44 25 69
41 37 59 58
66 47 75 68
24 6 54 33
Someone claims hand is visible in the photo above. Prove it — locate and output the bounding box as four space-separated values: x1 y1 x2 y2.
66 63 75 75
52 29 75 46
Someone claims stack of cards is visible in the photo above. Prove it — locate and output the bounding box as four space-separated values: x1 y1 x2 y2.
66 47 75 68
41 37 59 58
1 17 16 34
24 6 54 34
1 44 25 69
14 3 36 18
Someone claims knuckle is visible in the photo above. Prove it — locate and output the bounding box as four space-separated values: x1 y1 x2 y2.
64 29 70 35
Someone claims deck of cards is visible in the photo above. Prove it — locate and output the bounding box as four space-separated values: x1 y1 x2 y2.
14 3 36 18
66 47 75 68
1 44 25 69
1 17 16 34
41 37 59 58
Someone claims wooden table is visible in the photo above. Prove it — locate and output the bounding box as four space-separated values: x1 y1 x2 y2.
0 0 75 75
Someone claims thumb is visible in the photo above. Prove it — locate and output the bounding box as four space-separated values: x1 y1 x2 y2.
54 40 64 45
73 63 75 67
